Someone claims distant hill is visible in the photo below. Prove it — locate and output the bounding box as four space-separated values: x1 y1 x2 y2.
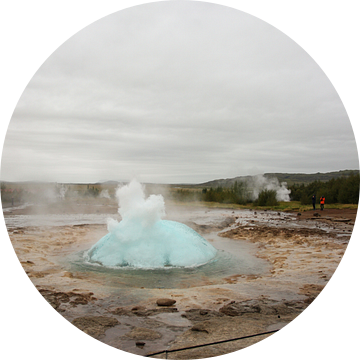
95 180 121 185
195 170 359 188
264 170 359 185
194 175 253 188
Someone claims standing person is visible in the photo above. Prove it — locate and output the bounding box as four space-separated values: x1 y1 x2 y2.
320 196 325 211
312 194 316 210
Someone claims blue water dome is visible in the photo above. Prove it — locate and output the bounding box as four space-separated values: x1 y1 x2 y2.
87 180 217 268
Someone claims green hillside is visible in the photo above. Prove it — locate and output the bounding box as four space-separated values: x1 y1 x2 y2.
265 170 359 185
196 170 359 188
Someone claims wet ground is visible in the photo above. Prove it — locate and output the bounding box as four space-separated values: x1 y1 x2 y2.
4 200 356 358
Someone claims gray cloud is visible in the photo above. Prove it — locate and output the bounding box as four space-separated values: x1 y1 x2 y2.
1 1 358 183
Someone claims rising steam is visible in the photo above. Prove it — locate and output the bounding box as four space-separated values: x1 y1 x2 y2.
247 175 291 202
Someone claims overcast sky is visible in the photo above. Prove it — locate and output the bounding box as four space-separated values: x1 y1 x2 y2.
1 1 358 184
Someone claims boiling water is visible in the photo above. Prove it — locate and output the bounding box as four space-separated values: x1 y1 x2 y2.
87 180 217 268
87 219 217 268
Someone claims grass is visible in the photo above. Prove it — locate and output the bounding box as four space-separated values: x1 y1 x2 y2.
253 201 358 212
169 200 358 212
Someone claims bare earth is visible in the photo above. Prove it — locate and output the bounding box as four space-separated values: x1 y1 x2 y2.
5 202 355 359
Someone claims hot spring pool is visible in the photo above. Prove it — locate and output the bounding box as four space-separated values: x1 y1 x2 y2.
65 232 270 289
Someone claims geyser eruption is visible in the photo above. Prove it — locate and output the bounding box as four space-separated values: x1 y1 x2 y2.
87 180 217 268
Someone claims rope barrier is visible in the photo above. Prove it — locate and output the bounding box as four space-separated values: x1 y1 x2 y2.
145 328 280 357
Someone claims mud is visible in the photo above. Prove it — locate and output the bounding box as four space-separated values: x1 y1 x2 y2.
4 203 356 358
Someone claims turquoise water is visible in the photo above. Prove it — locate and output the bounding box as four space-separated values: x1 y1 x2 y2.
68 241 268 289
87 219 217 268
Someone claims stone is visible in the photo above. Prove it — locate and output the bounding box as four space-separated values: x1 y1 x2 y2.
124 327 162 340
156 298 176 306
72 316 119 337
132 305 146 312
219 299 304 317
219 302 260 316
182 309 224 322
191 324 209 333
39 289 97 310
110 306 178 317
109 307 133 316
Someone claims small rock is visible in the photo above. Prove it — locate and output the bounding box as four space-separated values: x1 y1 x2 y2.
62 271 73 278
125 327 162 340
182 309 224 322
156 298 176 307
191 324 209 333
72 316 119 337
219 302 260 316
109 307 130 316
132 306 146 312
136 341 146 348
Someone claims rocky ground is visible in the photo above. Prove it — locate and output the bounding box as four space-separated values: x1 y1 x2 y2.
5 204 356 359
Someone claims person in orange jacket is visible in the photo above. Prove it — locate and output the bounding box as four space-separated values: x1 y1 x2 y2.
320 196 325 211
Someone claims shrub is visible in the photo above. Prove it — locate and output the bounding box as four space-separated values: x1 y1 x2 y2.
255 189 279 206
